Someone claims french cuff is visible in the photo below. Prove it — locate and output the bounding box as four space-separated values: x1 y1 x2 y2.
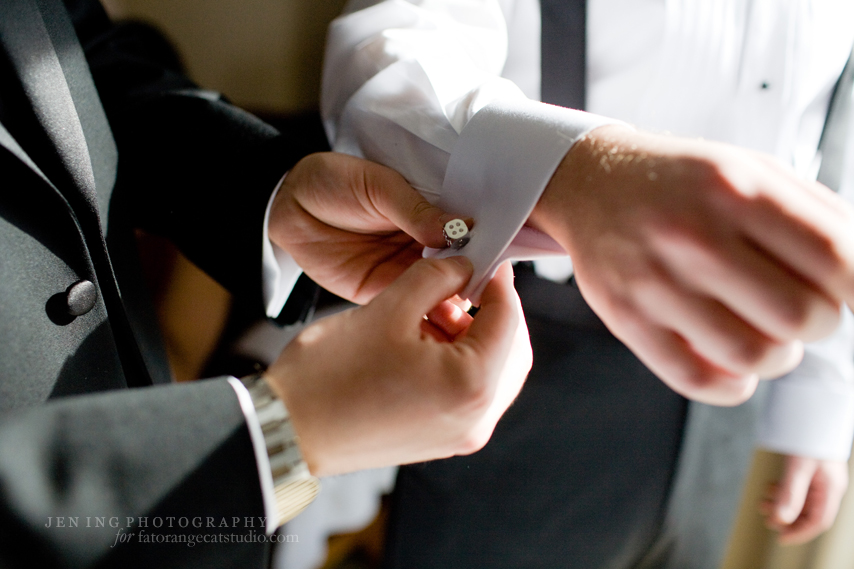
757 371 854 462
228 377 320 533
423 98 623 303
262 174 304 318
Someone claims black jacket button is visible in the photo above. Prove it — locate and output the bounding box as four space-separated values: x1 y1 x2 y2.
65 280 97 316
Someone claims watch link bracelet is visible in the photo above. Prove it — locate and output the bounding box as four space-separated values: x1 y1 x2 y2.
241 373 320 527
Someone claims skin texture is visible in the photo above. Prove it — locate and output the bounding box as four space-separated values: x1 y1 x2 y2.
265 150 848 526
761 456 849 545
269 152 455 305
263 152 531 476
265 259 530 476
527 127 854 534
530 125 854 406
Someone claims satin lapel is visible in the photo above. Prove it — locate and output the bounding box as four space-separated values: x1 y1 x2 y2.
0 0 153 389
36 0 117 226
0 0 114 232
0 120 57 192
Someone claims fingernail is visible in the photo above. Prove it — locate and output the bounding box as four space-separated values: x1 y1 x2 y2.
447 255 473 271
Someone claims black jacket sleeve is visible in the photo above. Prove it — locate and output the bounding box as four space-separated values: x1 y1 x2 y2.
0 380 268 569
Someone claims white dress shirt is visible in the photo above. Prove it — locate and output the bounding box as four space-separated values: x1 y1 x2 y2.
319 0 854 461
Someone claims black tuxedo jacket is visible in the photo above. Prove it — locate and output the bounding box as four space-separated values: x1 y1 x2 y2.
0 0 314 566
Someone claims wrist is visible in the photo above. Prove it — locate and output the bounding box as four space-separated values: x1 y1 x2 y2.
529 124 639 256
530 125 633 245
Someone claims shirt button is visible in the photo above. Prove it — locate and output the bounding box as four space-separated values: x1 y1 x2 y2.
65 280 97 316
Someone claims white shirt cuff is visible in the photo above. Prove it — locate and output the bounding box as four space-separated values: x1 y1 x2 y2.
227 377 279 534
423 98 622 303
757 308 854 461
262 174 304 318
758 376 854 461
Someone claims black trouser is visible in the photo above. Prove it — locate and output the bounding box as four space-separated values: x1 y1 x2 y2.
384 265 688 569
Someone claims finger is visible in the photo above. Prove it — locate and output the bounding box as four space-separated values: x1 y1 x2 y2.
776 485 829 545
455 262 523 362
777 501 825 545
748 152 854 214
461 296 532 454
758 482 779 518
771 456 816 525
453 262 531 451
631 276 804 378
363 163 458 249
371 256 474 325
420 317 454 343
426 299 474 339
778 460 849 545
654 230 840 342
612 312 759 405
448 295 474 314
479 273 532 411
732 171 854 315
342 240 438 304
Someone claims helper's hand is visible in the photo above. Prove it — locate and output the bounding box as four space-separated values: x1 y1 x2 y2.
263 258 531 476
760 455 848 545
269 152 454 304
529 125 854 405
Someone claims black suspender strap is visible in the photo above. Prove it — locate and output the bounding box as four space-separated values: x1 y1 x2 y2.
540 0 586 110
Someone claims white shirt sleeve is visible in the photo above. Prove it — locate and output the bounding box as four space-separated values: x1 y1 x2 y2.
262 174 304 318
322 0 620 302
760 112 854 463
758 308 854 461
323 0 854 462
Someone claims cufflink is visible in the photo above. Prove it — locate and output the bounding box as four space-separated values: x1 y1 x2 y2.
443 219 470 250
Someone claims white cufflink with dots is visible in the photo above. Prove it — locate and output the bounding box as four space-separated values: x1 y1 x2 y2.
443 219 470 250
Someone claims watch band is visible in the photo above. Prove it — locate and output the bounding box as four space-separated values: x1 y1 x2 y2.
241 373 320 527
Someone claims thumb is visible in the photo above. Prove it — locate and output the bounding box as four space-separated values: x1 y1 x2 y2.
457 261 524 360
774 456 817 524
371 257 474 323
365 165 461 249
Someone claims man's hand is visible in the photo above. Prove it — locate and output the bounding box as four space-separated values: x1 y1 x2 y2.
530 125 854 405
760 455 849 545
269 152 455 304
263 257 531 476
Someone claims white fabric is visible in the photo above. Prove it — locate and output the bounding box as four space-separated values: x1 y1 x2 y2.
760 308 854 460
421 98 612 301
227 377 279 534
262 174 304 318
323 0 854 460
